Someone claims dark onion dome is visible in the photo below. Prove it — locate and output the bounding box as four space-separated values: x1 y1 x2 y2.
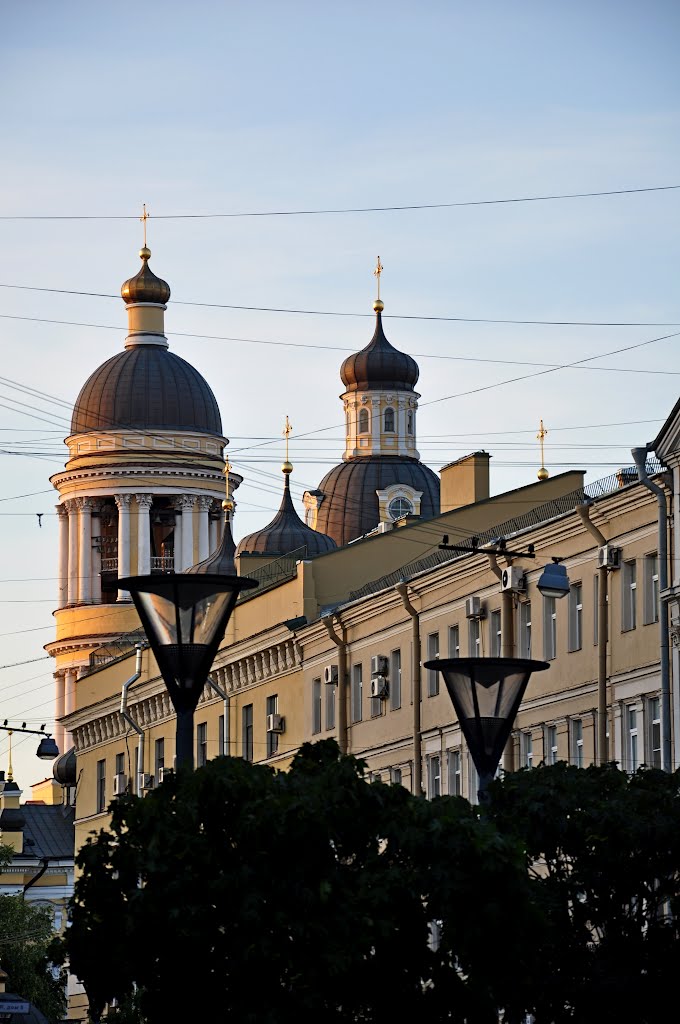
340 300 419 393
71 347 223 435
187 510 238 575
313 456 440 548
236 466 337 557
121 246 171 304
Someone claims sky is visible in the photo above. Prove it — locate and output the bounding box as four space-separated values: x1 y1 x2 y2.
1 0 679 785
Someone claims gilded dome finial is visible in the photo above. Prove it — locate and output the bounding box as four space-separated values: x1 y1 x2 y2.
373 256 384 313
121 209 171 306
282 415 293 475
222 455 235 514
537 419 549 480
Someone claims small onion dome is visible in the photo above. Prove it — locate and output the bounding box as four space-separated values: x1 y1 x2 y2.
187 513 238 576
53 746 77 786
121 247 171 305
340 302 419 393
236 470 337 557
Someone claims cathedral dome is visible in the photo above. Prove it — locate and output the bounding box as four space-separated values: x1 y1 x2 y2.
340 305 419 393
313 456 440 547
236 468 337 558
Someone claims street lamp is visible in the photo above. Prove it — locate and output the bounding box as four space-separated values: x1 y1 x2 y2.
537 560 570 599
0 724 59 761
119 511 257 770
422 657 549 801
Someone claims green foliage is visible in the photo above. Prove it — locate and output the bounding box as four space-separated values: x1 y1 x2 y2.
0 894 66 1023
58 745 680 1024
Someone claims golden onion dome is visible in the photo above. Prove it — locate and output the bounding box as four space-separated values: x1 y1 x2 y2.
121 247 171 305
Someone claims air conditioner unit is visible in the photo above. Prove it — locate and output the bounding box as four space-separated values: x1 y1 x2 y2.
597 545 621 570
158 767 172 782
370 654 389 677
112 772 127 797
266 713 285 734
501 567 526 593
465 596 486 620
324 664 339 685
370 676 389 699
139 773 154 793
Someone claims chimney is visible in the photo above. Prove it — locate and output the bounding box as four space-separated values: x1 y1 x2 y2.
440 452 490 513
0 775 25 854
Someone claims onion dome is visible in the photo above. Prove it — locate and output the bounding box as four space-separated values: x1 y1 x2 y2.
340 300 419 393
187 512 238 576
236 465 337 557
313 456 440 547
121 247 171 305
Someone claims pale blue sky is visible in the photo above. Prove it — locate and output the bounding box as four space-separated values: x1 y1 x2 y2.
1 0 679 781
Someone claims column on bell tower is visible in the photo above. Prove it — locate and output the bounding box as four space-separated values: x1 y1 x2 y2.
115 494 132 600
136 494 153 575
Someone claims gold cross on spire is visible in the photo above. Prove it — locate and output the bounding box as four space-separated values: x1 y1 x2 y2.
373 256 383 300
222 455 234 513
283 415 293 462
140 203 150 248
537 419 549 480
7 729 13 783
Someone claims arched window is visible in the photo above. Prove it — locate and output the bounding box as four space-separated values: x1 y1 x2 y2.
359 408 369 434
407 411 413 435
384 407 395 432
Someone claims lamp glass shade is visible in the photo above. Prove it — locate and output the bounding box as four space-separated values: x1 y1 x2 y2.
36 736 59 760
423 657 549 781
536 562 570 599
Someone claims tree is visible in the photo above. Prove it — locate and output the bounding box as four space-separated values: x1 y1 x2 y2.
0 888 66 1023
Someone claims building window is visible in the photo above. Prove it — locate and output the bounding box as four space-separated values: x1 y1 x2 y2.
428 755 441 798
388 496 413 520
427 633 439 696
391 767 402 786
644 553 660 625
384 407 395 432
358 408 369 434
490 609 502 657
197 722 208 767
218 715 225 757
468 617 481 656
448 750 462 796
242 704 253 762
647 697 661 768
546 725 558 765
266 694 279 757
155 738 165 784
115 752 125 778
390 649 401 710
448 624 460 658
351 664 363 723
96 759 106 813
468 755 479 805
407 410 413 435
326 676 336 730
543 596 557 661
622 559 637 631
571 719 584 768
520 731 533 768
519 601 532 658
312 678 322 735
627 707 638 772
568 583 583 652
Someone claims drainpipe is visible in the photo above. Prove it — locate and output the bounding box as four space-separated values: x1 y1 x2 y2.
632 447 671 772
120 644 145 795
395 582 423 796
485 550 515 771
207 673 230 756
323 615 348 754
577 503 609 764
23 856 50 895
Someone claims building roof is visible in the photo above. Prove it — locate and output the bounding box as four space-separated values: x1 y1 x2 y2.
340 308 419 393
15 804 75 861
236 470 337 557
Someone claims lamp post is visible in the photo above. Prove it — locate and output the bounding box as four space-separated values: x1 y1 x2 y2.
422 657 549 801
119 510 257 771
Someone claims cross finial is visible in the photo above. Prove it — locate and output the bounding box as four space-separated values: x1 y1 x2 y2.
373 256 383 300
140 203 150 248
7 729 13 783
283 415 293 463
222 455 234 514
537 419 549 480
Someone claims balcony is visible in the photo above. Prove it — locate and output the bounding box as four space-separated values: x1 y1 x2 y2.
151 555 175 574
101 557 118 573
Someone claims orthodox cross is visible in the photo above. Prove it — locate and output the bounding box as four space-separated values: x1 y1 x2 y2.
140 203 149 247
223 455 232 500
373 256 383 299
537 419 548 474
283 415 293 462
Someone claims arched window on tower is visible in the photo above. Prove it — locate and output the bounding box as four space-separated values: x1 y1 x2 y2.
359 408 369 434
407 411 414 435
384 407 395 433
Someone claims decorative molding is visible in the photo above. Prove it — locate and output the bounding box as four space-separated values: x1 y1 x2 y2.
114 493 132 511
135 493 154 510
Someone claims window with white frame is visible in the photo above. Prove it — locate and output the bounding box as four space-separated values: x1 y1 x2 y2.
593 574 599 645
242 704 253 762
468 617 482 656
96 759 106 813
647 697 661 768
519 601 532 658
154 738 165 785
428 755 441 798
448 749 462 795
218 715 225 757
407 410 413 435
448 624 460 658
568 582 583 652
468 755 479 805
571 719 584 768
427 632 440 696
627 706 639 772
546 724 558 765
520 731 533 768
490 609 502 657
543 596 557 660
390 649 401 710
391 766 402 786
266 694 279 757
312 678 322 735
384 407 395 432
351 664 363 723
622 559 637 631
643 553 660 625
326 676 336 730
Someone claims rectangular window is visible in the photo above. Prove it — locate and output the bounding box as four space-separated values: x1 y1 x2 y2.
627 707 638 772
115 752 125 777
447 750 462 796
391 767 402 786
468 617 481 656
568 583 583 652
543 596 557 660
197 722 208 767
468 755 479 805
427 633 440 696
648 697 661 768
389 649 401 710
571 719 584 768
154 738 165 784
448 624 460 658
428 755 441 798
520 731 533 769
490 609 502 657
351 664 363 723
644 553 660 625
519 601 532 658
267 694 279 757
326 677 336 730
622 559 637 631
218 715 225 757
242 704 253 762
546 725 558 765
312 678 322 735
96 759 106 813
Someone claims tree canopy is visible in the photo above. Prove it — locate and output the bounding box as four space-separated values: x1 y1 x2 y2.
59 743 680 1023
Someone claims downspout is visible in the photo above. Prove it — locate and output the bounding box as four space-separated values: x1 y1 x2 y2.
23 856 50 895
632 447 672 772
485 550 515 771
323 615 348 755
207 673 230 756
120 644 145 795
395 582 423 796
577 503 609 764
